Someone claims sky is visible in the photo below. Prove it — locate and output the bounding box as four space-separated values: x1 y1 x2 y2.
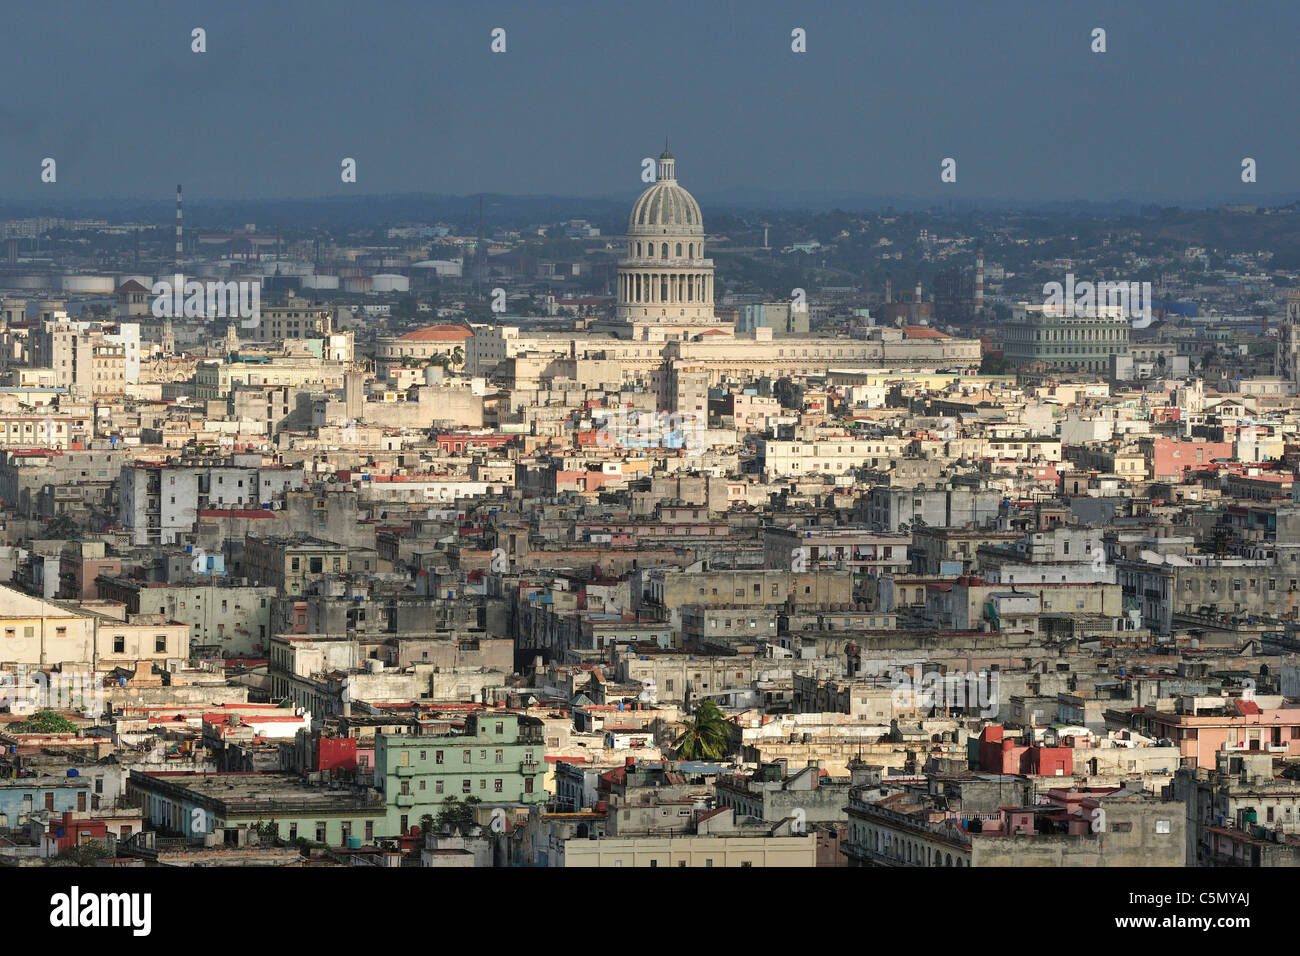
1 0 1298 205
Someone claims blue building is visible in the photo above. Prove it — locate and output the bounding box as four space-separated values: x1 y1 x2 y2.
0 775 93 827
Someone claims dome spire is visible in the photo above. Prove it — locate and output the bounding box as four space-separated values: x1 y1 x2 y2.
656 142 675 182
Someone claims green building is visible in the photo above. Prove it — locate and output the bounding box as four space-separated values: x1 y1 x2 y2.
375 711 547 834
1003 305 1130 373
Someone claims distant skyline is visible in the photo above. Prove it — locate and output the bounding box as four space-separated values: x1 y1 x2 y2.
2 0 1296 205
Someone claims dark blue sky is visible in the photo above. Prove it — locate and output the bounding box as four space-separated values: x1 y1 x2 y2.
2 0 1297 204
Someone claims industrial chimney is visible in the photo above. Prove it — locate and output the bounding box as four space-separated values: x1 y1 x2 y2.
175 184 183 271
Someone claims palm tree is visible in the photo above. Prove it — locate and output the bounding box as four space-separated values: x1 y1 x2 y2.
672 700 730 760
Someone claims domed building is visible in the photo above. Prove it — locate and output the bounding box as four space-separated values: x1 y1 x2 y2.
612 149 730 341
375 324 472 370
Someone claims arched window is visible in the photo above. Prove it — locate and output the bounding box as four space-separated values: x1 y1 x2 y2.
676 243 682 256
636 242 641 257
688 243 694 257
661 243 668 258
647 243 653 258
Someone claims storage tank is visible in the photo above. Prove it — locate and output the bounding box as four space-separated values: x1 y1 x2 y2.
371 274 409 293
9 275 50 290
299 274 340 290
61 275 116 294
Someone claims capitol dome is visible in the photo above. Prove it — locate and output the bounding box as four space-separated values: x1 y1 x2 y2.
613 146 723 341
627 150 703 236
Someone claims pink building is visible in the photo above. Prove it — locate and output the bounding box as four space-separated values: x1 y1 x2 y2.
1147 439 1233 482
1132 699 1300 769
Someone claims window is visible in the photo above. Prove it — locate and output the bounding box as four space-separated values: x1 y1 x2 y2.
435 780 444 794
495 749 503 763
463 749 471 763
114 636 125 653
463 779 471 793
315 822 327 842
436 750 444 764
525 777 534 794
155 635 167 653
494 779 503 793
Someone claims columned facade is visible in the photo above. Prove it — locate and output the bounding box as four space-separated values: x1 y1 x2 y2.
611 150 729 341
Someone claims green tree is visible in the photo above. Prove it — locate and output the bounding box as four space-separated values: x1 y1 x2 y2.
250 820 281 843
12 710 78 734
51 843 111 866
435 795 482 832
979 353 1013 375
672 700 730 760
44 513 82 540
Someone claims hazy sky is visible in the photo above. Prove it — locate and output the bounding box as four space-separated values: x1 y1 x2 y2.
2 0 1297 204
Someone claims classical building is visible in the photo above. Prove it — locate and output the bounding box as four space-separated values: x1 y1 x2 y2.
606 149 729 341
470 150 979 383
1003 303 1130 373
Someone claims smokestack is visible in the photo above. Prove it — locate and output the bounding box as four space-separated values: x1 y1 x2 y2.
175 184 183 271
975 245 984 314
914 276 922 303
885 274 892 305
